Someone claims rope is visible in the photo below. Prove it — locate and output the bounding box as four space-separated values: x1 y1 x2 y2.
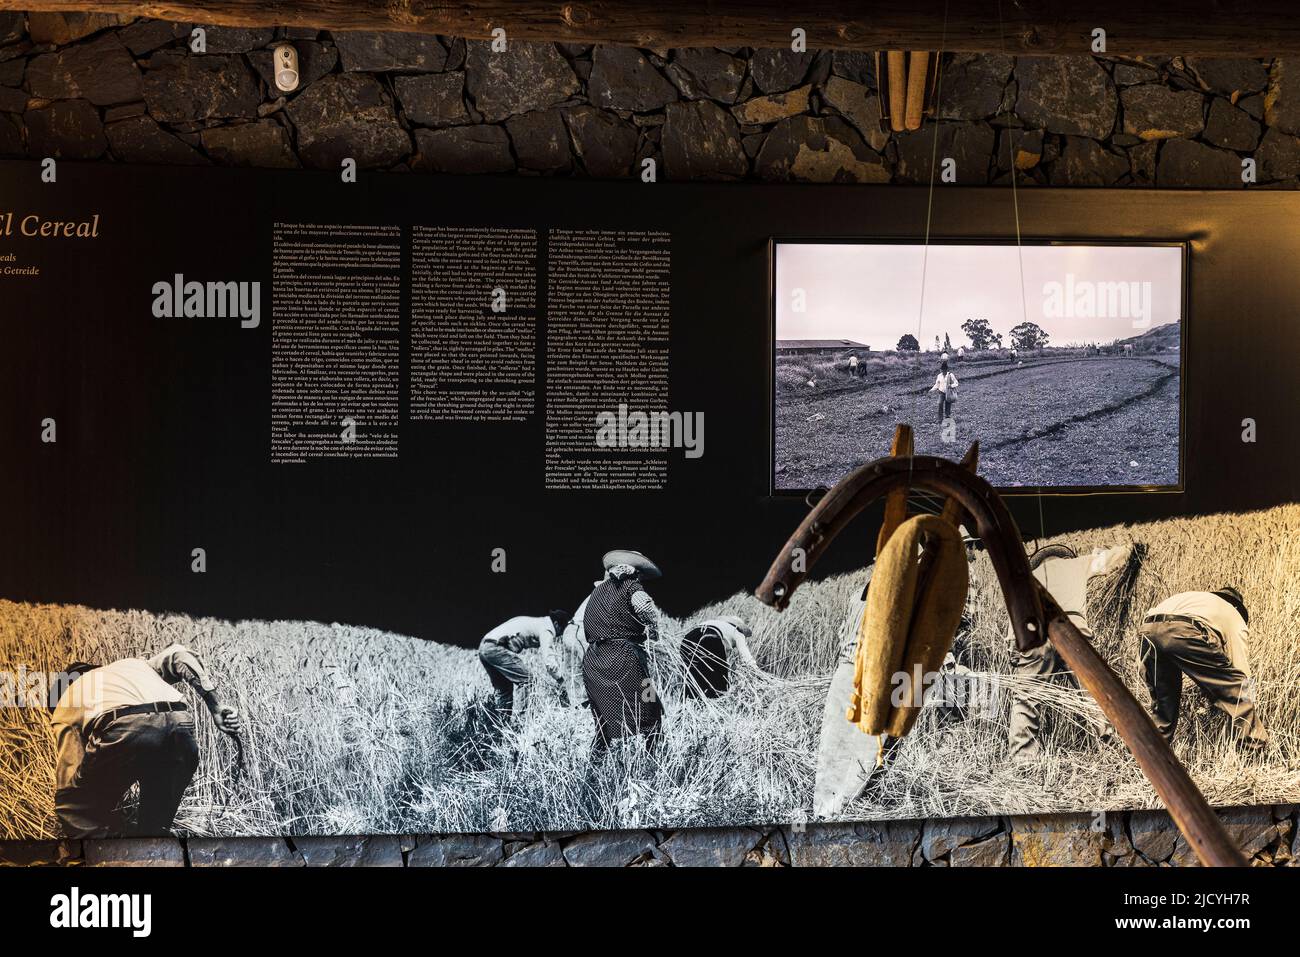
995 0 1051 572
906 1 951 483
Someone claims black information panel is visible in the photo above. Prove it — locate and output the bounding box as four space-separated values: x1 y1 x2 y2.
2 162 1296 643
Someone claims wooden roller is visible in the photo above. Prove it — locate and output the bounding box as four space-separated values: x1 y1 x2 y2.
886 51 907 132
904 51 930 130
847 514 969 737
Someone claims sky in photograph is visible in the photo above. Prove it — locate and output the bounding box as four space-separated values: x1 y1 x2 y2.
774 243 1183 351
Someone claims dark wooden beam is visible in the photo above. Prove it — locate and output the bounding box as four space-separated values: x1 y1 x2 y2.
3 1 1299 55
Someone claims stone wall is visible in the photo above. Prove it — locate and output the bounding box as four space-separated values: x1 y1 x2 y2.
2 12 1299 187
2 808 1295 867
0 12 1296 866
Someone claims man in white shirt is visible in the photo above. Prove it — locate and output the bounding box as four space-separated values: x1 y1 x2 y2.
478 610 569 719
50 643 242 837
1139 587 1267 749
847 354 859 378
928 360 958 423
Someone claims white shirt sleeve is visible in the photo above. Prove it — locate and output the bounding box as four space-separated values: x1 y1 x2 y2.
148 643 216 693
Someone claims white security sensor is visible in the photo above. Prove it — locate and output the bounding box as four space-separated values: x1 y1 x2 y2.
273 43 299 93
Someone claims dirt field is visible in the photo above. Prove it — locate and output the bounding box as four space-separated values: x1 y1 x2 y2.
775 351 1181 490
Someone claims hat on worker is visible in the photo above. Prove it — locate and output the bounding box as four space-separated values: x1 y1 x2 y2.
603 549 662 579
1213 587 1248 625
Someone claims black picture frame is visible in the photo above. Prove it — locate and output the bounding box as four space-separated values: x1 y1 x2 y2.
767 236 1190 498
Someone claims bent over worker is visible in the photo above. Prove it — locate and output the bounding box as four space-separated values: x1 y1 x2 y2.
51 643 243 838
1008 543 1131 757
1139 587 1268 749
680 615 758 699
478 610 569 719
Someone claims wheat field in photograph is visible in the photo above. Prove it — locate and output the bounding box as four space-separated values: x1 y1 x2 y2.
1 504 1297 839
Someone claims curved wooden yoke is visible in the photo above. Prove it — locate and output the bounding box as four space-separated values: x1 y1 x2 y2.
755 452 1247 868
758 454 1048 654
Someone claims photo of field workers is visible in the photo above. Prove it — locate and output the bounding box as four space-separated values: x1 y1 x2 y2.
774 329 1180 491
2 505 1294 839
772 242 1184 491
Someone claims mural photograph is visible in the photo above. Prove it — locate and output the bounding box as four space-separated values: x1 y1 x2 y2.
3 504 1295 838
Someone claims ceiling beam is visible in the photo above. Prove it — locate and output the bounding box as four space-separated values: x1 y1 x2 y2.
3 1 1299 55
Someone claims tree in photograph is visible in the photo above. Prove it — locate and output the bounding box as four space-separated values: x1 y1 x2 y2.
897 333 920 352
961 318 995 349
1009 321 1050 350
943 332 952 352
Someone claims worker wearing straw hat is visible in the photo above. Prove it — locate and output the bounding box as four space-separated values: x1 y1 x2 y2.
49 644 242 837
1138 587 1268 750
581 549 665 756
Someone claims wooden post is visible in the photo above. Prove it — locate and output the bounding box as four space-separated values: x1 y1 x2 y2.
5 2 1299 54
904 51 929 131
874 424 913 554
886 51 907 133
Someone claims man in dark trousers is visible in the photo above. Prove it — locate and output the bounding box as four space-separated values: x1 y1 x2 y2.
1139 587 1268 749
50 643 243 837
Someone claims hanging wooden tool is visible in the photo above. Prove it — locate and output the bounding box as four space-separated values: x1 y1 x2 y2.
876 51 942 131
851 429 977 739
758 445 1246 868
811 428 977 818
848 512 967 737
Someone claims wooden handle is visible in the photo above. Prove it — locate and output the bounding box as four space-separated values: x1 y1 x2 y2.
874 424 914 557
939 441 979 527
904 51 929 130
887 51 907 133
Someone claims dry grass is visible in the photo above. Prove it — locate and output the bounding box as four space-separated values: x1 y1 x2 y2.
2 505 1297 837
